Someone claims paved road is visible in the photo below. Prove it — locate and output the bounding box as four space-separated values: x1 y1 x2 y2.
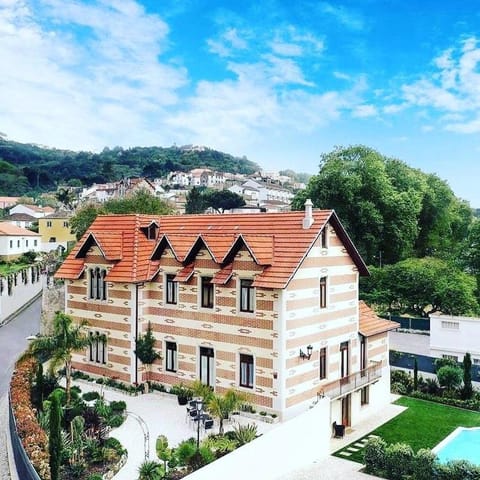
0 297 42 480
390 331 431 356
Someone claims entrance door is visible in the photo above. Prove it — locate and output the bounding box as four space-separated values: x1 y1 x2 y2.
199 347 215 388
342 394 351 426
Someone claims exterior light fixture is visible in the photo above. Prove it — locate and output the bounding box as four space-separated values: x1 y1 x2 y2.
299 345 313 360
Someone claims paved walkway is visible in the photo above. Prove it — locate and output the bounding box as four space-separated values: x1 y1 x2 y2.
74 379 406 480
74 380 276 480
275 395 406 480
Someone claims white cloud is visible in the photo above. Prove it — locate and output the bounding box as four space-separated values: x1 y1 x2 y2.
352 104 377 118
207 27 248 57
383 104 406 114
421 125 434 132
400 36 480 134
318 2 364 31
0 0 187 150
270 41 303 57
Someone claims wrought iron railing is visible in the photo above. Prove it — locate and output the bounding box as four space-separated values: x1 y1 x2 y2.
318 361 382 399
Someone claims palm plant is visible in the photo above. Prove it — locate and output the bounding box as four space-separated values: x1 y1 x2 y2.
138 460 162 480
206 389 249 435
23 312 92 405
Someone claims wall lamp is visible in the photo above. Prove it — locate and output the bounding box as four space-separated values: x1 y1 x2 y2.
299 345 313 360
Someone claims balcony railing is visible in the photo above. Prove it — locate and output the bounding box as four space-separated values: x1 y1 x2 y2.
318 361 382 400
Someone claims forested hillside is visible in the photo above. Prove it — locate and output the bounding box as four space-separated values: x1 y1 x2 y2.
0 138 259 196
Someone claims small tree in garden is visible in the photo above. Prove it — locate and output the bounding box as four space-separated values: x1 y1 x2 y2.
437 365 463 392
462 352 473 400
23 312 91 405
135 322 160 389
413 357 418 391
49 391 63 480
206 389 249 435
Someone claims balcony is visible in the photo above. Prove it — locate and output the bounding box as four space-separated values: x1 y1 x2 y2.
318 361 382 400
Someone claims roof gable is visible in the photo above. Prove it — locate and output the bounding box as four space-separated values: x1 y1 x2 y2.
56 210 369 287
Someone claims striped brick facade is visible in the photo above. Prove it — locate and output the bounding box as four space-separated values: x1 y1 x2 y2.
57 208 397 423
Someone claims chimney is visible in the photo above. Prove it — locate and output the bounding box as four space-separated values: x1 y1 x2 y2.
303 198 314 229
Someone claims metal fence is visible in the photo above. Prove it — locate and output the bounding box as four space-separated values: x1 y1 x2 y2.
8 395 42 480
381 315 430 331
390 350 480 381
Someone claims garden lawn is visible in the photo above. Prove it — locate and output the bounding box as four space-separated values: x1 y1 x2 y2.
334 396 480 464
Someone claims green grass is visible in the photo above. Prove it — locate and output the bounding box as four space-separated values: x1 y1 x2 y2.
0 261 32 276
335 396 480 464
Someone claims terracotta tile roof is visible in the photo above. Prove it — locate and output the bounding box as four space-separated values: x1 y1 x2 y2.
359 301 400 336
56 210 369 287
212 264 233 285
2 213 36 221
173 263 195 282
0 223 40 236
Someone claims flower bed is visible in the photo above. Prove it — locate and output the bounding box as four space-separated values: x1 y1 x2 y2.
10 357 50 480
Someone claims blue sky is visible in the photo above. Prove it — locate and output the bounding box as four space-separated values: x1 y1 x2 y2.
1 1 480 206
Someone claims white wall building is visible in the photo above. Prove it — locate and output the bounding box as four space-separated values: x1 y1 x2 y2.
430 313 480 364
0 223 42 260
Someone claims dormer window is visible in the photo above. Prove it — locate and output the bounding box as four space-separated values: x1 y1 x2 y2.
89 267 107 301
141 222 159 240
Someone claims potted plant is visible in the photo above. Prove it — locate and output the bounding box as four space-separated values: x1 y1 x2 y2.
172 383 193 405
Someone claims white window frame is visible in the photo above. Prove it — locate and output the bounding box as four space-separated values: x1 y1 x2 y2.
239 353 255 389
239 279 255 313
165 341 177 372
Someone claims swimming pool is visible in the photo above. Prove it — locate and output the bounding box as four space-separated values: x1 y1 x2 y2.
433 427 480 465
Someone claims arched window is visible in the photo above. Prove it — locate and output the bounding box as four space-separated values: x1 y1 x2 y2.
89 267 107 300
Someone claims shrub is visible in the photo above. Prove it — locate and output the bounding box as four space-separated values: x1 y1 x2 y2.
259 411 267 416
109 400 127 413
232 423 258 446
82 391 100 402
104 437 126 455
391 369 413 393
87 475 104 480
391 382 409 395
420 377 441 395
175 439 197 467
107 414 125 428
435 357 458 372
385 443 414 480
412 448 437 480
437 365 463 391
435 459 480 480
364 437 387 475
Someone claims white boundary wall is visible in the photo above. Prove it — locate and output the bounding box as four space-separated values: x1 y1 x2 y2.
185 397 331 480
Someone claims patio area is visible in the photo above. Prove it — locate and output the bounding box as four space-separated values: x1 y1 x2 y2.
73 380 277 480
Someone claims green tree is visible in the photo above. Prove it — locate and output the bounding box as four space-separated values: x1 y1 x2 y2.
70 204 103 240
23 312 91 405
135 322 160 387
437 365 463 392
185 187 207 214
361 257 479 316
292 145 473 265
70 190 173 239
206 389 248 435
203 189 246 213
462 352 473 400
49 390 63 480
55 187 76 210
103 189 172 215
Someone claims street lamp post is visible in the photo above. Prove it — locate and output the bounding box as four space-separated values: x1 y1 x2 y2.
196 398 204 451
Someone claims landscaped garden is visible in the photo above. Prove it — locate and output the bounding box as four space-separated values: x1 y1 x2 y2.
335 354 480 479
335 396 480 464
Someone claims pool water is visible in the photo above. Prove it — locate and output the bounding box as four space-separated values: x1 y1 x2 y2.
433 427 480 465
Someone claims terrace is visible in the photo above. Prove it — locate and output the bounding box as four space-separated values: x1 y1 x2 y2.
319 361 382 400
